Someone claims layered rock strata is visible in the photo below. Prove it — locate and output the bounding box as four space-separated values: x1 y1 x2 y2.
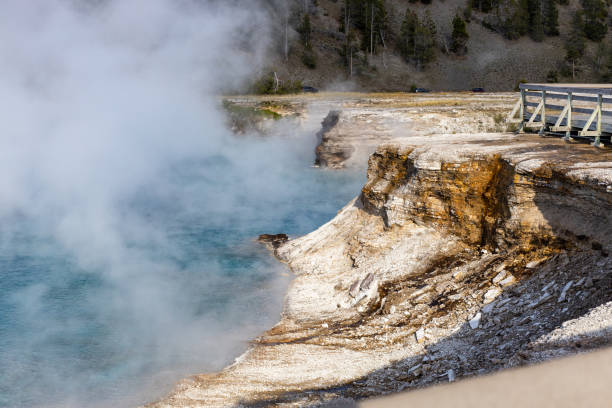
312 94 517 169
151 134 611 408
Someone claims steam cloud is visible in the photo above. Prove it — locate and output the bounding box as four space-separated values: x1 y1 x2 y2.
0 1 339 407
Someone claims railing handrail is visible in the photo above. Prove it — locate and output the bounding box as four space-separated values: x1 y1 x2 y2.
510 83 610 146
523 91 612 104
519 83 612 96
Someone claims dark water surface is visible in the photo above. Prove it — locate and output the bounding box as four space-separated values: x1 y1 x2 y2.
0 135 364 408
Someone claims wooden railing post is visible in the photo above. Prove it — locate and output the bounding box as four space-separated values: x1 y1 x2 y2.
518 88 526 134
564 92 572 141
594 93 602 147
514 84 609 145
539 90 547 136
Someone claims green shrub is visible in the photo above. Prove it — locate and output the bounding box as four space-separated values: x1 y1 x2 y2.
559 63 573 78
251 75 276 95
493 112 505 125
514 78 527 92
250 74 303 95
222 100 282 134
506 122 519 132
451 14 469 55
546 70 559 83
279 80 303 94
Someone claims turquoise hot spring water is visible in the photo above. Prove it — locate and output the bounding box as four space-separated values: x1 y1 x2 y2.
0 133 364 408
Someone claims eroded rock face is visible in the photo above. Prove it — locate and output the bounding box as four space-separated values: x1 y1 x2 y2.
362 146 514 248
360 141 611 254
312 93 517 169
151 135 611 408
257 233 289 250
314 110 355 168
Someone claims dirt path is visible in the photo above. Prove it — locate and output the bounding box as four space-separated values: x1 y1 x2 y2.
363 346 612 408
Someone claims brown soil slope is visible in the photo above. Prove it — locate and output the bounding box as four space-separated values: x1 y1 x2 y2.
267 0 611 92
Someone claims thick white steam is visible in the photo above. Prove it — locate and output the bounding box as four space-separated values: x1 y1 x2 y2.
0 1 304 407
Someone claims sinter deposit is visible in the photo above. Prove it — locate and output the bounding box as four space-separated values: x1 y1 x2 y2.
152 95 611 408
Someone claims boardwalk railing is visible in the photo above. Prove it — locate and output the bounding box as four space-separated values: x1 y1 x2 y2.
507 83 612 147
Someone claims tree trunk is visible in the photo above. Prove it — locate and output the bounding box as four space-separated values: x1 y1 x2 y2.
284 7 289 61
345 4 351 75
380 29 387 69
370 2 374 57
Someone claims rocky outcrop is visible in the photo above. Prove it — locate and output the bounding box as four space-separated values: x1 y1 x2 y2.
258 234 289 255
222 99 304 135
314 110 354 168
151 134 611 408
360 140 611 253
312 93 517 169
361 146 514 248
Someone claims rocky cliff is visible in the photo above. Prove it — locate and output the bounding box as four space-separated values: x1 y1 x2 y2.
150 133 611 408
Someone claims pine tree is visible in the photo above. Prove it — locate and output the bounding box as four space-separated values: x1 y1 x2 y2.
363 0 388 55
399 9 418 61
424 10 437 40
376 1 390 43
298 13 312 49
340 0 363 75
341 0 388 56
594 41 607 72
415 12 437 69
451 13 469 55
298 11 316 69
565 11 586 79
543 0 559 36
471 0 496 13
399 8 437 69
527 0 545 41
502 0 529 40
530 9 545 41
580 0 608 42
